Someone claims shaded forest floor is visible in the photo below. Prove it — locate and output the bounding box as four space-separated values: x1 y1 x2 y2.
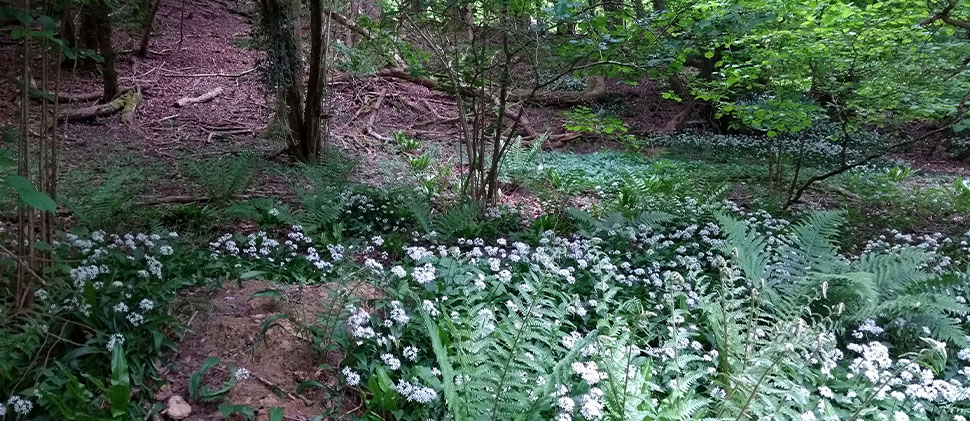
2 2 970 420
0 0 686 197
0 0 966 251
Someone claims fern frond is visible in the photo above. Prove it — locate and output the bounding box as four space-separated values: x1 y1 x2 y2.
715 212 770 284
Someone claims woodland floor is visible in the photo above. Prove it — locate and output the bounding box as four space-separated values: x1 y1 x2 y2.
2 2 970 419
165 280 380 420
0 0 686 198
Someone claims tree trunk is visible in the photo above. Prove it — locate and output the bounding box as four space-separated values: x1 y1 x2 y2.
652 0 665 11
137 0 163 57
81 2 118 101
299 0 327 161
59 4 78 58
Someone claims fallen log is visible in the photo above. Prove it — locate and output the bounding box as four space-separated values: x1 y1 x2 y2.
508 75 607 105
18 78 135 103
175 87 224 107
59 89 142 123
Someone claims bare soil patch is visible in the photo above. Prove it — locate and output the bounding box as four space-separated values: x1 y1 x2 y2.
161 280 356 421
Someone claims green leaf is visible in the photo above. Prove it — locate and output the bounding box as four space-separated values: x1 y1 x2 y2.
38 14 56 31
1 7 33 25
189 357 221 401
954 117 970 132
240 270 266 280
296 380 330 394
4 174 33 190
258 314 293 347
4 175 56 211
250 289 284 301
107 345 131 418
268 407 284 421
218 403 255 420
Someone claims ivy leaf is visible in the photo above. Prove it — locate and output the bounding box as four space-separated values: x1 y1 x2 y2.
268 407 284 421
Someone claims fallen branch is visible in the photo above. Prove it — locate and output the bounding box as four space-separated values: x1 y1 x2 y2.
175 87 224 107
546 132 584 148
376 68 438 90
19 78 135 103
161 68 256 78
365 88 387 132
785 125 954 207
253 373 313 406
133 193 261 206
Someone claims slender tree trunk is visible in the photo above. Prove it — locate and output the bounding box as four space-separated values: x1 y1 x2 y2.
301 0 326 160
137 0 163 57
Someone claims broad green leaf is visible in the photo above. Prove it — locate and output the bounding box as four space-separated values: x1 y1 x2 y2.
108 345 131 418
268 407 284 421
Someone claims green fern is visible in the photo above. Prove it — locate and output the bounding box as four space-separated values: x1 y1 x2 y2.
65 167 143 229
717 211 969 346
434 201 480 241
422 269 580 421
182 154 258 201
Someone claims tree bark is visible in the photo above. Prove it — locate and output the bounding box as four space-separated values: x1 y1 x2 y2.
81 2 118 102
299 0 327 160
137 0 163 57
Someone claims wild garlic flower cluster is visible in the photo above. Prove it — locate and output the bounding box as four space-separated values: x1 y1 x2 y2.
0 395 34 417
38 231 178 352
209 226 358 274
187 197 970 420
863 229 957 273
656 125 887 165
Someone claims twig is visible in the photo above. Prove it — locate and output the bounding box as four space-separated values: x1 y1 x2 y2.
0 244 46 285
253 373 313 406
133 194 262 206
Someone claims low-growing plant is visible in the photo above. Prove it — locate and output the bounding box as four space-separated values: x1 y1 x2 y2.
188 357 239 403
183 154 258 202
394 131 421 153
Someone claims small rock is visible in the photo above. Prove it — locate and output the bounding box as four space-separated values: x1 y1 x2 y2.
162 395 192 420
